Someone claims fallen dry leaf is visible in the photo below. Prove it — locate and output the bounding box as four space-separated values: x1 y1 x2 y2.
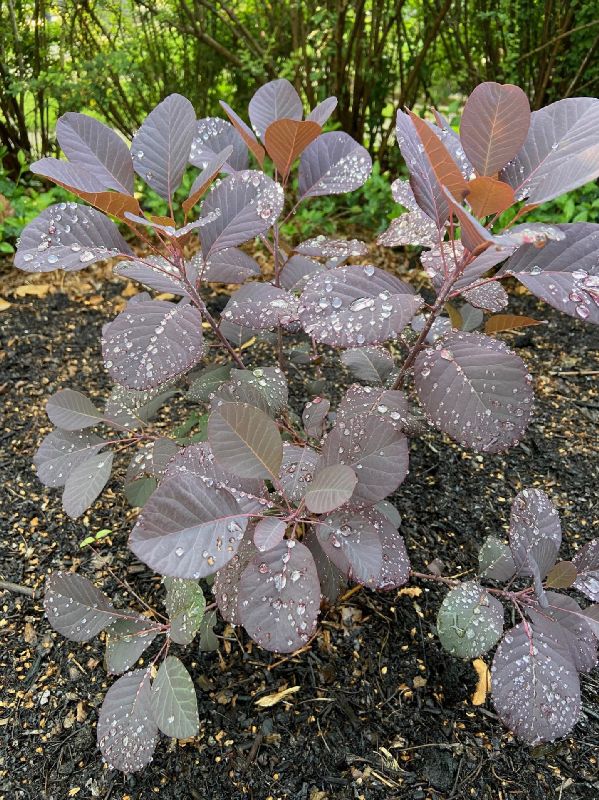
413 675 427 688
23 622 37 645
398 586 422 598
12 284 52 298
471 658 491 705
0 297 12 311
255 685 300 707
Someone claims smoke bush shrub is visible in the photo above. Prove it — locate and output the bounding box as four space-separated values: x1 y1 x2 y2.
14 78 599 771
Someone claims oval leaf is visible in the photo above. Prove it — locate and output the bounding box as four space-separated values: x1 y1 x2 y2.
163 577 206 646
44 571 116 642
298 131 371 199
105 616 159 675
46 389 102 430
34 430 107 488
62 451 114 518
151 656 199 739
305 464 357 514
437 580 504 658
248 78 303 139
208 402 283 480
253 518 287 552
190 117 248 173
572 538 599 601
264 119 321 178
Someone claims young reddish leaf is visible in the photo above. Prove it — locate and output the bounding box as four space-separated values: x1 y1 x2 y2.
97 669 158 773
264 119 321 178
484 314 545 335
501 97 599 204
14 203 132 273
44 571 117 642
182 145 233 215
572 539 599 601
129 473 248 578
248 78 303 139
491 618 580 745
30 158 113 193
220 101 265 166
151 656 199 739
132 93 196 200
46 389 102 430
56 111 135 194
407 110 469 201
460 82 531 176
102 299 204 390
545 561 577 589
414 331 534 453
298 132 372 199
305 464 357 514
238 540 321 652
466 176 516 217
208 402 283 480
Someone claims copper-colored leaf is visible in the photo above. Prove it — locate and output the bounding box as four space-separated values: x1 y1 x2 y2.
484 314 545 335
264 119 321 178
466 176 515 217
37 174 142 222
255 685 300 707
408 110 468 202
220 101 265 166
444 301 463 329
546 560 578 589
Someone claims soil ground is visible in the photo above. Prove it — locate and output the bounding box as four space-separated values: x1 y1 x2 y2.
0 253 598 800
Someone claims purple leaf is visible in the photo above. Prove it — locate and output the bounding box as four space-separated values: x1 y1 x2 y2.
221 283 298 331
44 571 117 641
336 384 409 432
56 111 134 194
302 397 330 438
46 389 102 430
219 101 265 165
298 265 422 347
376 511 410 590
208 402 283 480
315 510 382 587
253 518 287 552
411 313 453 342
279 254 324 290
573 539 599 601
460 82 531 176
414 331 534 453
298 132 372 199
377 211 439 248
533 592 598 673
187 365 232 404
509 488 561 593
30 157 113 193
128 472 248 578
14 203 132 273
501 97 599 204
307 97 338 127
478 536 517 582
391 178 420 211
151 656 199 739
131 93 196 200
500 223 599 324
238 540 320 653
278 444 320 505
213 532 258 624
97 669 158 773
62 451 114 518
34 430 107 488
184 146 234 211
305 464 357 514
190 117 248 173
304 528 346 602
199 170 284 256
437 580 504 657
115 255 192 296
293 236 368 259
321 415 409 505
102 299 204 390
213 366 288 418
105 616 159 674
491 618 580 745
193 247 260 284
461 281 509 312
104 385 176 430
341 347 395 385
248 78 303 139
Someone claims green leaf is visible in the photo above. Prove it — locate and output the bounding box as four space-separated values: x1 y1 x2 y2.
125 476 158 507
150 656 199 739
437 580 504 658
164 577 206 645
188 364 231 403
198 609 219 652
545 560 577 589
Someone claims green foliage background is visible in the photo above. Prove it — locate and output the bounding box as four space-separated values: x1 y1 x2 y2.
1 0 598 249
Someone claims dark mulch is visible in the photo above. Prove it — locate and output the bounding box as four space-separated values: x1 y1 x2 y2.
1 262 598 800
